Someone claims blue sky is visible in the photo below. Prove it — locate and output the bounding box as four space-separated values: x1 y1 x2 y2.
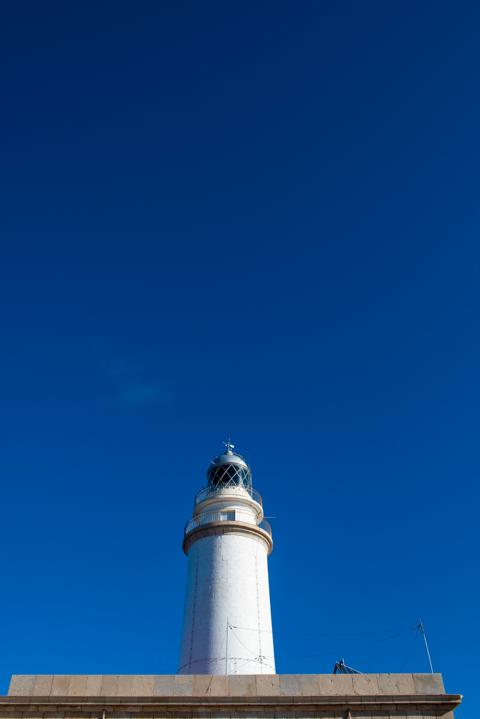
0 2 478 716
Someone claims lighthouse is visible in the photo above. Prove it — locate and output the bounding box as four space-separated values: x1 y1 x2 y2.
179 441 275 675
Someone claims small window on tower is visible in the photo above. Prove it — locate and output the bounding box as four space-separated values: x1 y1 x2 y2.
221 511 236 521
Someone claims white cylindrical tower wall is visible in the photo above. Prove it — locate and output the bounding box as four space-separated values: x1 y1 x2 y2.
179 530 274 674
178 446 275 675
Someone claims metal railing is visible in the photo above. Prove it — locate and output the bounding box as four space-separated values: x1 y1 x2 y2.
194 484 263 506
259 518 272 536
184 512 272 538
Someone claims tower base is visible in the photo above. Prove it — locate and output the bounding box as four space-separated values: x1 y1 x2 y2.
4 673 461 718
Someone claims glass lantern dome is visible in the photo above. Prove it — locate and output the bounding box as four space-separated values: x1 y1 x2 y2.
194 441 262 506
207 441 252 492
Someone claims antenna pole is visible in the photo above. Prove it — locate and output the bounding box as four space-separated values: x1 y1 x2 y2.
417 619 434 673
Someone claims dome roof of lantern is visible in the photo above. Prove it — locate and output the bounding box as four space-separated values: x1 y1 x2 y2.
206 440 252 487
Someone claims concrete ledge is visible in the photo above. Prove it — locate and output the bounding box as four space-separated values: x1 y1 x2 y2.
0 694 461 719
3 674 461 718
8 674 447 698
183 521 273 555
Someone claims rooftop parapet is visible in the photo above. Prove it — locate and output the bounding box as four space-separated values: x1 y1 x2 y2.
3 673 461 718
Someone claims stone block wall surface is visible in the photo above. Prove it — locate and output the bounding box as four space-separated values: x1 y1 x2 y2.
1 673 460 719
7 674 446 698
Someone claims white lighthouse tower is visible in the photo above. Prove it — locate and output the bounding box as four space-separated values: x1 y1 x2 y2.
179 441 275 675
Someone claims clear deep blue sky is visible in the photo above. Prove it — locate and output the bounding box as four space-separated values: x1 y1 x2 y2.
0 2 478 716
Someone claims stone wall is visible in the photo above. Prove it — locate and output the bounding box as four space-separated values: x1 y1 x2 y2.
0 674 460 719
7 673 446 697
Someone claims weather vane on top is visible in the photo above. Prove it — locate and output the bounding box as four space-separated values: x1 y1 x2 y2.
223 438 235 454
